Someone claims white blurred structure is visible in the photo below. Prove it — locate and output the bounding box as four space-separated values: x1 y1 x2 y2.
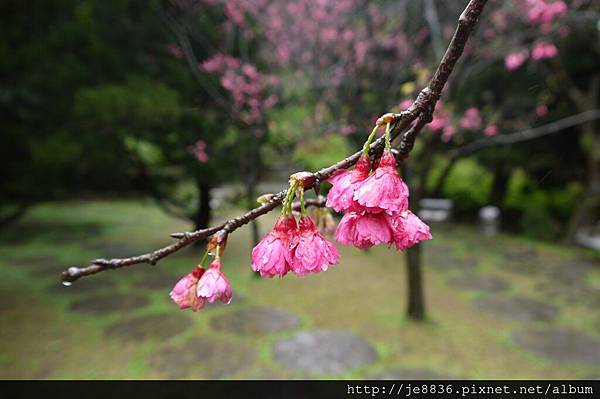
419 198 453 222
479 205 500 237
575 223 600 251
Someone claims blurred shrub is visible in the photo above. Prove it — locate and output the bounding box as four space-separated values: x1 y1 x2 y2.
441 158 493 215
293 134 351 171
505 168 582 240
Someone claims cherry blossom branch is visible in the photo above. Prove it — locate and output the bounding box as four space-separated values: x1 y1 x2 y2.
448 109 600 159
60 0 488 284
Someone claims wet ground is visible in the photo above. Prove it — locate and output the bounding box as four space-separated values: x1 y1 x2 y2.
1 199 599 379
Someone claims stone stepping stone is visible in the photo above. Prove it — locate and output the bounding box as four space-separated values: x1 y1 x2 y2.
131 270 183 290
83 243 144 259
503 247 537 262
428 256 478 272
105 313 194 341
148 336 256 379
211 307 299 335
369 368 455 380
447 275 509 292
69 293 149 314
273 330 377 375
8 255 64 276
513 328 600 365
48 277 117 294
474 296 558 322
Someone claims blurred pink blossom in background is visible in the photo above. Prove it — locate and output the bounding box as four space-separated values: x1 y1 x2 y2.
504 51 529 71
531 42 558 60
190 140 209 163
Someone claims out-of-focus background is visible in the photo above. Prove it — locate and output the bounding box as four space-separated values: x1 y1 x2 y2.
2 0 600 379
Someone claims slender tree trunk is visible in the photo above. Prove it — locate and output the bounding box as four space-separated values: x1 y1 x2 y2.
405 243 426 321
489 162 510 207
402 163 427 322
194 180 211 231
241 129 262 247
246 175 260 246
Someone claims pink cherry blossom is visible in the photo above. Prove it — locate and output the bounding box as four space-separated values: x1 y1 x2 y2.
536 104 549 117
197 259 232 304
189 139 209 163
504 51 528 71
167 43 183 59
484 124 498 137
459 107 483 129
335 210 394 249
353 150 409 214
390 211 432 250
251 216 297 277
531 42 558 61
429 101 450 132
290 216 339 276
170 267 205 311
326 155 371 212
441 125 456 142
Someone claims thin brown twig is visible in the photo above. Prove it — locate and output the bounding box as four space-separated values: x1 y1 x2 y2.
61 0 488 284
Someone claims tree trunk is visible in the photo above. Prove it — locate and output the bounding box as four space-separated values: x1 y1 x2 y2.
241 129 262 247
194 180 211 231
245 176 260 246
489 163 510 207
406 243 426 321
192 180 211 249
402 164 427 322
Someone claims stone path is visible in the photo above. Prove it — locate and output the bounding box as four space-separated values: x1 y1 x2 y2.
69 293 149 314
104 313 194 341
130 270 182 290
447 275 509 292
474 296 559 322
211 307 300 335
273 330 377 375
148 336 256 379
369 368 455 380
513 328 600 365
47 277 117 294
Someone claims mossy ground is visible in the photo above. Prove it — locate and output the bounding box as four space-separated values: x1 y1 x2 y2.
1 199 599 379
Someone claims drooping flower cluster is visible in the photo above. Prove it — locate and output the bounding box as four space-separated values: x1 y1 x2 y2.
171 122 432 311
252 180 339 278
329 123 431 250
170 252 232 311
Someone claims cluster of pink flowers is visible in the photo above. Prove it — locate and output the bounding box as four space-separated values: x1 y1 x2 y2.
531 41 558 60
526 0 567 25
170 258 232 311
504 41 558 71
504 51 529 71
189 139 209 163
252 214 339 278
459 107 483 130
328 149 431 251
199 53 278 125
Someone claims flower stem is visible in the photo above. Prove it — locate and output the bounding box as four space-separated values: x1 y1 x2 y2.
384 122 392 150
282 180 299 216
362 125 381 156
299 187 306 216
198 249 209 268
